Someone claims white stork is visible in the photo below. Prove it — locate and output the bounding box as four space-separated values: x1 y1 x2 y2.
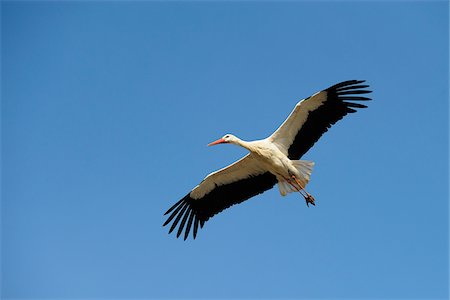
163 80 371 240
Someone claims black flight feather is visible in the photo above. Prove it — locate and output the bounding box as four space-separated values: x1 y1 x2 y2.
168 202 189 234
184 210 195 240
163 172 277 240
287 80 371 159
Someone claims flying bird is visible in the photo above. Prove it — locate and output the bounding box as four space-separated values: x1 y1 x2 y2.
163 80 371 240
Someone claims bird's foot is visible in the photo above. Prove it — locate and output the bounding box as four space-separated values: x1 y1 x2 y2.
305 194 315 207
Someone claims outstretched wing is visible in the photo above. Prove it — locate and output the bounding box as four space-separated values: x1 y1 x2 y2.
163 154 277 240
269 80 372 159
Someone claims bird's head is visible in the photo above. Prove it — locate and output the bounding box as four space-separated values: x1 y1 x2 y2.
208 134 237 146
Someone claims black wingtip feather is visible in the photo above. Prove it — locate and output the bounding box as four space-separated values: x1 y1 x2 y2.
168 203 188 234
184 210 195 240
339 96 372 101
336 84 369 91
193 215 199 239
164 198 184 216
337 90 372 95
163 199 186 227
177 207 191 238
163 193 211 240
344 102 368 108
328 79 365 90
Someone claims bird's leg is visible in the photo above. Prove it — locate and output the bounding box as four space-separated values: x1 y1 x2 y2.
285 179 314 207
290 175 316 207
284 176 312 206
286 180 308 198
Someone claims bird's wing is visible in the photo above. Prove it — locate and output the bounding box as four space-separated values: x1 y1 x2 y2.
268 80 372 159
163 154 277 240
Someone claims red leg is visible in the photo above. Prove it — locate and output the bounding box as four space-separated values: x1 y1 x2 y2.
283 176 316 207
291 175 316 207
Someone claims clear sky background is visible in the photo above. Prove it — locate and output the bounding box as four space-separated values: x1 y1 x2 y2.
1 1 448 299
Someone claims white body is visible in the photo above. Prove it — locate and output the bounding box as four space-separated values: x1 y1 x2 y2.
191 133 314 200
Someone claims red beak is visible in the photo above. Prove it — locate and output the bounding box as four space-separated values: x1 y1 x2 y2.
208 138 227 146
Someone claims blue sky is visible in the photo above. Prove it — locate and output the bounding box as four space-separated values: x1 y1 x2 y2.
1 1 448 299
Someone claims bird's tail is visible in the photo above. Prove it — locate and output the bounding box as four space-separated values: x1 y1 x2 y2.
278 160 314 196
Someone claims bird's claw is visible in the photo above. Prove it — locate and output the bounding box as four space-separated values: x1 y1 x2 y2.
305 194 315 207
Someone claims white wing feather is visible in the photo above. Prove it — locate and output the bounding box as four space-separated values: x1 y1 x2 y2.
268 90 328 154
190 154 266 199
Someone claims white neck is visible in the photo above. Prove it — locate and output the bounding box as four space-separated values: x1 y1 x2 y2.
231 137 252 151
